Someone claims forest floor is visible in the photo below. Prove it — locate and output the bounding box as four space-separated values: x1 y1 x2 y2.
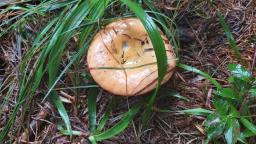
0 0 256 143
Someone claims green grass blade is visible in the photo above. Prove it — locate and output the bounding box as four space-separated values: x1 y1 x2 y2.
179 108 213 116
49 91 72 132
88 88 98 132
240 117 256 135
143 0 180 57
90 103 141 141
96 98 117 132
217 12 241 61
177 63 222 89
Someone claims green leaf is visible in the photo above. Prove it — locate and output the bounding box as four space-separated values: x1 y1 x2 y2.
179 108 213 116
228 64 251 82
249 88 256 97
240 117 256 135
177 63 222 89
219 88 239 100
224 118 240 144
240 129 256 139
228 105 240 118
90 104 141 141
204 113 225 142
213 97 229 117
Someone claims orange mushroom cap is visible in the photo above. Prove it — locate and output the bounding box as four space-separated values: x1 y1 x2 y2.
87 18 176 96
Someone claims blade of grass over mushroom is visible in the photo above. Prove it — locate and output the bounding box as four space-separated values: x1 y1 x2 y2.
121 0 168 125
177 63 222 89
121 0 167 83
89 103 141 142
143 0 180 56
217 12 242 62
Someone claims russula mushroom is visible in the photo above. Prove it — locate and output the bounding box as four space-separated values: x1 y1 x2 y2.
87 18 176 96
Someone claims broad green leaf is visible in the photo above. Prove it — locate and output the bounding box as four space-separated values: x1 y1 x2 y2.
229 105 240 118
90 104 141 141
203 113 225 143
219 88 239 100
213 97 229 117
224 118 240 144
240 117 256 135
228 76 251 94
228 64 251 82
179 108 213 116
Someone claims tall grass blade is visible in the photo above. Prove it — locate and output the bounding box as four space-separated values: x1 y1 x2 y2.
96 98 117 132
217 12 242 62
88 88 98 132
178 63 222 89
89 103 141 141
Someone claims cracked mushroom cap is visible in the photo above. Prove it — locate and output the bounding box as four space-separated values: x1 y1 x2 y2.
87 18 176 96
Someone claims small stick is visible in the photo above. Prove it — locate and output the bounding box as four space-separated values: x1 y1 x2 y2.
206 88 213 109
252 45 256 72
17 102 51 143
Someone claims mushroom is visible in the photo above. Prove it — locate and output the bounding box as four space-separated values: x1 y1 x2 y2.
87 18 176 96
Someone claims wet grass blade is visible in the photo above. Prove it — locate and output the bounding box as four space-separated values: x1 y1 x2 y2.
177 63 222 89
88 88 98 132
89 103 141 141
49 91 72 132
96 98 117 132
179 108 213 116
240 117 256 135
143 0 180 57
